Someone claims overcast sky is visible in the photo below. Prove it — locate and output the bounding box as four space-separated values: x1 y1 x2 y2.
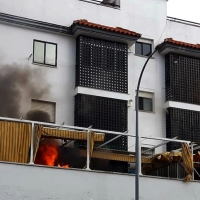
167 0 200 23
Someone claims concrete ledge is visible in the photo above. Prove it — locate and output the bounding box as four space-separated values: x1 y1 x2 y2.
74 86 130 100
0 162 199 200
164 101 200 112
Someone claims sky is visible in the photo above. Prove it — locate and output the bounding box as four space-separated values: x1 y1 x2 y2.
167 0 200 23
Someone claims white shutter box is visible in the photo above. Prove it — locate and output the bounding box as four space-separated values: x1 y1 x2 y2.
139 91 154 99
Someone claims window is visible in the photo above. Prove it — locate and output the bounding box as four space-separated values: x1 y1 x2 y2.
33 40 57 66
31 99 56 123
135 42 152 57
136 91 154 112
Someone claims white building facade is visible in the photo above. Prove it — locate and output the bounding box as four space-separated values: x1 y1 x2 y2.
0 0 168 151
1 0 200 199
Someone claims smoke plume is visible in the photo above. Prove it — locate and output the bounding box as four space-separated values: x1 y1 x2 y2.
0 64 50 118
26 110 51 122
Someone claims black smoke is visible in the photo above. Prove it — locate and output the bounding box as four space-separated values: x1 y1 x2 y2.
0 64 50 118
26 110 51 122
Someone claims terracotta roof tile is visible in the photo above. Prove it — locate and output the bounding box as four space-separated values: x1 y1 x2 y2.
164 38 200 49
73 19 141 37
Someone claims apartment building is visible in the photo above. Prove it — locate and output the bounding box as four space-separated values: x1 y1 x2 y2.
0 0 200 199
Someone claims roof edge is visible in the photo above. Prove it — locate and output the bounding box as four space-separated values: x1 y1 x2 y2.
72 19 141 37
156 38 200 58
0 12 141 45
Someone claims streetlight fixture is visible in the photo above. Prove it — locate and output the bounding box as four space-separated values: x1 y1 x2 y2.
135 45 161 200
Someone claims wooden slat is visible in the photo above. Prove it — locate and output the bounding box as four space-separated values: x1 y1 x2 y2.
0 121 31 163
79 149 151 163
43 128 105 142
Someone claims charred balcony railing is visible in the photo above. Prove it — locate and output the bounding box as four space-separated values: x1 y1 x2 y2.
0 117 199 181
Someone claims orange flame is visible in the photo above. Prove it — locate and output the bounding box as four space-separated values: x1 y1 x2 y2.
58 164 69 168
35 143 69 168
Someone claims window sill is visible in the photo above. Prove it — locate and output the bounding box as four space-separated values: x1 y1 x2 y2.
79 0 120 10
134 54 155 59
138 110 155 114
32 62 57 69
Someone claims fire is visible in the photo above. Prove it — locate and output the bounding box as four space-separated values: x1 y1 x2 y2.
35 142 69 168
58 164 69 168
35 144 58 166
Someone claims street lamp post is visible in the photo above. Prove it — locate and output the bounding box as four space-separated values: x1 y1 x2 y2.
135 48 159 200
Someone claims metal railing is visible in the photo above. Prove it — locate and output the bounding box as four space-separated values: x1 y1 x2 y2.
0 116 193 177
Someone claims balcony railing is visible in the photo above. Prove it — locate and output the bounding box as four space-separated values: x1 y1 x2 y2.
0 117 199 181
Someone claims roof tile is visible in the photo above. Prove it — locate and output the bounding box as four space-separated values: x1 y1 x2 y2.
73 19 141 37
165 38 200 49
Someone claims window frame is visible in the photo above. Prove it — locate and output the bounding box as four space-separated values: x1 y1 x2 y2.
135 42 152 57
31 99 56 123
33 39 57 67
135 91 154 113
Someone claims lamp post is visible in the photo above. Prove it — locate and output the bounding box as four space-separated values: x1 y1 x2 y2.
135 47 159 200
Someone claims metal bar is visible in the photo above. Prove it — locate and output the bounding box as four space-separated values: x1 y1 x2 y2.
0 117 128 136
141 136 190 144
192 145 200 151
61 140 72 147
168 165 169 178
140 143 155 147
135 48 158 200
178 161 196 180
173 143 197 152
191 144 194 180
138 136 142 175
96 131 127 149
141 137 177 154
177 162 178 179
194 168 200 179
128 138 146 149
29 122 34 164
86 126 92 170
39 138 46 143
0 117 191 143
58 122 65 129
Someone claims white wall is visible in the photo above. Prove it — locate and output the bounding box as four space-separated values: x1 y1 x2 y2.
0 0 169 152
166 20 200 44
0 0 167 40
0 162 199 200
0 23 76 125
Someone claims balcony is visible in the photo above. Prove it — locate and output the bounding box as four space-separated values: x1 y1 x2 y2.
0 117 199 199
